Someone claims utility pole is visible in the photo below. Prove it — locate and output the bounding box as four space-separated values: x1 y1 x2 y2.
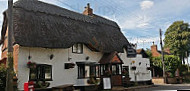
160 29 166 83
6 0 14 91
186 52 189 72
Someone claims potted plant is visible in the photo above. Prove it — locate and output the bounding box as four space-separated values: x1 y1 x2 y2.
122 70 131 87
87 75 100 85
35 81 50 88
27 61 36 69
122 70 129 77
87 75 100 91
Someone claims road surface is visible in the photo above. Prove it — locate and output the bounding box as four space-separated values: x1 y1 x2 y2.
135 84 190 91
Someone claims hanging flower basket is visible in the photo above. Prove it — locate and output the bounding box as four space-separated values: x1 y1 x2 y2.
27 61 36 69
65 63 75 69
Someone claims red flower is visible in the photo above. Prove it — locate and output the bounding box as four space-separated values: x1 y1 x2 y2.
27 61 36 68
27 61 31 65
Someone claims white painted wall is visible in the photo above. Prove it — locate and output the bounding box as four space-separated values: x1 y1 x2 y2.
119 51 152 82
17 45 103 90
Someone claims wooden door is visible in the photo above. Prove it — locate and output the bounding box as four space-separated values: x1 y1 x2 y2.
111 75 122 86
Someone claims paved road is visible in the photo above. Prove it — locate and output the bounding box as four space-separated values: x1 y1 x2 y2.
135 84 190 91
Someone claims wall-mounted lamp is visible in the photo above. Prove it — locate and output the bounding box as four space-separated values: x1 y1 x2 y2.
28 56 32 60
68 57 72 61
139 62 141 65
50 54 54 60
86 56 89 60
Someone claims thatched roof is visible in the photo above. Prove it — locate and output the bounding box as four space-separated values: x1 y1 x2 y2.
1 0 129 53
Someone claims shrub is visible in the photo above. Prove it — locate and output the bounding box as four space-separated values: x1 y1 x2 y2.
152 55 181 77
0 64 6 91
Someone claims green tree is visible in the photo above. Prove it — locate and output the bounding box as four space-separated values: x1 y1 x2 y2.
152 55 181 77
145 48 153 66
164 21 190 64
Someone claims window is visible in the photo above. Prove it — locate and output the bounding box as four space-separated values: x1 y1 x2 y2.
112 65 117 75
29 64 52 81
85 66 90 77
72 43 83 54
77 63 100 78
122 66 129 77
78 65 85 78
111 64 122 75
95 66 100 77
100 65 105 75
100 64 110 76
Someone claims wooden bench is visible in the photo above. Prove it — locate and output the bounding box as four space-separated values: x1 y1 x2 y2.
52 84 74 91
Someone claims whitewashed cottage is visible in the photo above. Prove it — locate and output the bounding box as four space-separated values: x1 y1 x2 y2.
0 0 133 90
121 48 152 84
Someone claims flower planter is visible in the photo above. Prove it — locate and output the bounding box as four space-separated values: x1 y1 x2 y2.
167 77 177 84
123 77 131 87
35 81 50 88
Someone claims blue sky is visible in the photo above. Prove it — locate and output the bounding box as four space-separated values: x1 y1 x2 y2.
0 0 190 50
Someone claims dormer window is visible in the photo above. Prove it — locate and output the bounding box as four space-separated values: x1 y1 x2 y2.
72 43 83 54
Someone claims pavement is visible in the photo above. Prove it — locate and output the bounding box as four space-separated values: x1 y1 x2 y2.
112 85 153 91
134 84 190 91
112 84 190 91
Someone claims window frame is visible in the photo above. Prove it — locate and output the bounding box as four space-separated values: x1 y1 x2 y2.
72 43 83 54
77 63 100 79
100 64 110 76
29 64 53 81
111 64 122 75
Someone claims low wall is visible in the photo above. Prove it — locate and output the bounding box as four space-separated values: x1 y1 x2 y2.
152 77 165 84
167 77 177 84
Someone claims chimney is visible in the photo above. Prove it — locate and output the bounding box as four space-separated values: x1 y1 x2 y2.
164 48 170 54
151 44 158 52
151 44 160 57
83 3 93 15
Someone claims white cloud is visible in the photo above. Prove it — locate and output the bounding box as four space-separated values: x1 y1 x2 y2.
119 0 190 32
119 14 152 30
39 0 59 5
129 36 159 44
137 23 149 28
128 36 160 49
140 0 154 10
